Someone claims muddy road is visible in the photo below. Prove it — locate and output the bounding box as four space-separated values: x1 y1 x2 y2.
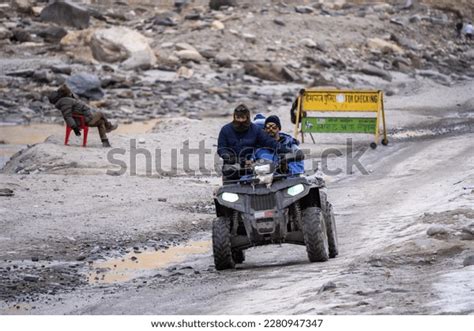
1 125 472 314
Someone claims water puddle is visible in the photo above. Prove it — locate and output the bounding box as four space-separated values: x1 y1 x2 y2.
0 120 160 169
88 240 211 284
0 120 160 145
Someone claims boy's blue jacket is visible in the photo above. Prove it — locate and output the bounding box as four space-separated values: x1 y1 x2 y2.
255 132 304 175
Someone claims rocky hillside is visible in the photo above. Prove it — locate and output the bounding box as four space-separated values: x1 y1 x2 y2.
0 0 473 126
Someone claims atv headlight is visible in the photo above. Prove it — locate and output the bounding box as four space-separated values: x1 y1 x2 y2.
287 184 304 197
221 192 239 203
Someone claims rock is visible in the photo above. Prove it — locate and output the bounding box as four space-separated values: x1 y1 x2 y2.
23 274 40 282
318 281 337 294
153 13 177 27
367 38 404 54
465 50 474 60
461 223 474 236
281 66 301 82
385 88 399 96
12 0 33 14
403 0 413 9
31 256 39 262
51 65 72 75
176 66 193 79
244 62 301 82
390 35 421 51
209 0 236 10
33 69 54 83
409 15 421 23
460 223 474 240
90 27 156 70
174 0 189 12
184 12 201 20
11 28 31 43
40 1 90 29
360 64 392 81
295 6 314 14
0 188 14 197
175 49 204 63
390 17 408 27
392 57 412 74
211 20 224 30
242 33 256 44
175 42 197 52
309 71 334 86
244 62 283 81
324 0 347 10
66 72 104 100
0 26 13 40
463 255 474 267
373 3 393 13
273 18 285 26
214 52 233 67
300 38 317 48
427 225 449 237
37 25 68 43
417 70 451 85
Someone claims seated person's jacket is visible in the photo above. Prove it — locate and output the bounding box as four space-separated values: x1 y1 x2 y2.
54 97 94 129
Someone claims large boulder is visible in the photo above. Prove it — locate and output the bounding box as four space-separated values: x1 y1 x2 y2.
40 1 90 29
90 27 156 70
11 0 34 14
367 38 404 54
66 72 104 100
244 62 301 82
360 64 392 82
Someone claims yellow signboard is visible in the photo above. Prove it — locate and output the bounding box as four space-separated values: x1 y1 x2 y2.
294 89 388 148
302 90 381 112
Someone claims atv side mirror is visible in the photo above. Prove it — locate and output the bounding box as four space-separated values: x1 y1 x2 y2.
281 150 305 163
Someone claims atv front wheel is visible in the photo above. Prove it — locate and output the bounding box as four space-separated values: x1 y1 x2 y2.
302 207 329 262
232 249 245 264
325 203 339 258
212 217 235 270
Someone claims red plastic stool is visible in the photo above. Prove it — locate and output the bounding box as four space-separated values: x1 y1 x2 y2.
65 114 89 147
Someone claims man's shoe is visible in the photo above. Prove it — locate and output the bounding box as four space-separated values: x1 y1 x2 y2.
106 123 118 133
102 139 111 148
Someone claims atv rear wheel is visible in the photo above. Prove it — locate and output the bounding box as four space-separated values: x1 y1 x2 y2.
232 249 245 264
325 203 339 258
302 207 329 262
212 216 235 270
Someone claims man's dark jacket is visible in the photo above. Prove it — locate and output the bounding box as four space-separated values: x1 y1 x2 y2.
217 122 289 163
54 97 93 129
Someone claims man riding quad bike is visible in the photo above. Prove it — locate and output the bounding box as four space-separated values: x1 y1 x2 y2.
212 150 338 270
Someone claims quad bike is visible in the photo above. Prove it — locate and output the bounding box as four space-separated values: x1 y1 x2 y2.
212 151 338 270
